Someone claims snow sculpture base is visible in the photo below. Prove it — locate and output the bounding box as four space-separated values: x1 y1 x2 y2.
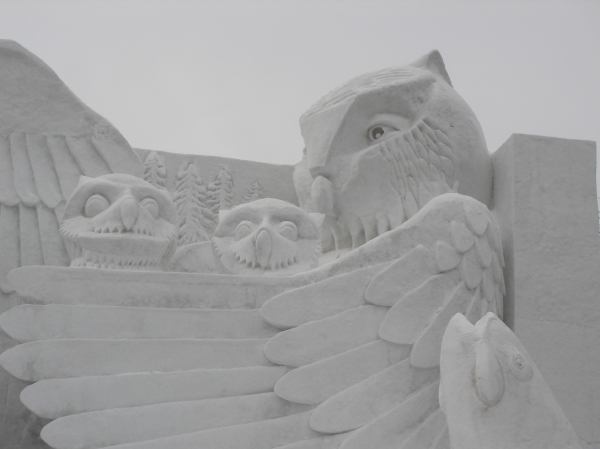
492 134 600 448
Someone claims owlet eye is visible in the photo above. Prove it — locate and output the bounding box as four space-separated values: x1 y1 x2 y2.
85 194 109 217
367 124 399 143
235 221 253 241
279 221 298 241
141 198 159 219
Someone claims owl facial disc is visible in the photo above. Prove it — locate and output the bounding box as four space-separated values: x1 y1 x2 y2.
212 198 321 276
60 174 178 271
294 50 492 252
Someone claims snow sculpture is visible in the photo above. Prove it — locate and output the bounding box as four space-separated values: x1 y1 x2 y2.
0 194 504 449
0 46 511 449
60 174 179 270
440 313 582 449
294 50 492 252
213 198 321 275
0 39 142 292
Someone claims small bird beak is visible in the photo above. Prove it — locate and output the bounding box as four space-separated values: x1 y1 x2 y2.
121 198 139 231
255 229 272 268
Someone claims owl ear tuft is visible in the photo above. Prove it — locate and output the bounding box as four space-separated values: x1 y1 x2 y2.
77 175 94 187
410 50 452 87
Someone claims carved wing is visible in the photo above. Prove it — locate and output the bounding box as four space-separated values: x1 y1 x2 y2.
0 40 142 294
0 193 504 449
258 193 504 449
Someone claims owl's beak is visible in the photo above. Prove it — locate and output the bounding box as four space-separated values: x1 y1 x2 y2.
121 198 139 231
255 229 272 268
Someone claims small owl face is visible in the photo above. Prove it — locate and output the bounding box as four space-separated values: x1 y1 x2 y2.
212 199 321 276
60 174 178 270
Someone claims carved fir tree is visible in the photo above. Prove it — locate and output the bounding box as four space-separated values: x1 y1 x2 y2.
143 151 167 190
243 181 263 203
173 162 215 245
207 166 234 215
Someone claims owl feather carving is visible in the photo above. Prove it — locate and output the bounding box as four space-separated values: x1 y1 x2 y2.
0 50 507 449
295 50 492 252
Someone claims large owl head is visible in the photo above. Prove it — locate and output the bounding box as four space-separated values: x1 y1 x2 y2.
60 174 178 270
212 199 321 276
294 50 492 252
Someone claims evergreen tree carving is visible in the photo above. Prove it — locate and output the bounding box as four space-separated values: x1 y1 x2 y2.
207 166 234 215
143 151 167 190
173 162 216 245
243 180 263 203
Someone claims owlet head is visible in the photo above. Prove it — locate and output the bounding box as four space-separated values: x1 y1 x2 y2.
212 198 321 276
294 50 492 251
60 174 178 270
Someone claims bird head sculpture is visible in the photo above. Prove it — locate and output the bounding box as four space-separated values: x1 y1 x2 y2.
212 198 321 276
440 312 582 449
60 174 178 270
294 50 492 251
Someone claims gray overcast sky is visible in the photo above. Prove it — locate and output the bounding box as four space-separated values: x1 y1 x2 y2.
1 0 599 170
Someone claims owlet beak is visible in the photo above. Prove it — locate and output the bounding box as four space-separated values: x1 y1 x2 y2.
255 229 272 268
121 198 139 231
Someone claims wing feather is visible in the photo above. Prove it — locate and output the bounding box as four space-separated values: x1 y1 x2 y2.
40 393 312 449
261 263 389 329
338 381 440 449
26 134 63 209
19 204 43 266
309 359 438 434
274 340 409 405
430 427 450 449
409 282 477 368
0 338 271 382
459 246 483 289
0 135 20 206
36 204 70 266
0 205 20 293
10 133 39 206
364 245 437 307
378 272 460 345
264 305 387 367
0 305 279 343
92 411 319 449
65 136 111 177
46 135 84 200
274 434 349 449
398 409 447 449
91 135 143 176
21 366 288 419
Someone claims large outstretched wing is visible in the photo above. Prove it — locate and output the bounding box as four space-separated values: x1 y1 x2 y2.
0 193 504 449
258 195 504 449
0 39 142 447
0 39 142 294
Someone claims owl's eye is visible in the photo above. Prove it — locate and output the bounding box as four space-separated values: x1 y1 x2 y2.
85 194 110 217
279 221 298 241
141 198 159 219
367 124 400 143
235 221 253 241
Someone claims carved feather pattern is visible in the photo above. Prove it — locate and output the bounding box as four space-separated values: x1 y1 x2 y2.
0 194 504 449
253 195 503 449
0 131 141 293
